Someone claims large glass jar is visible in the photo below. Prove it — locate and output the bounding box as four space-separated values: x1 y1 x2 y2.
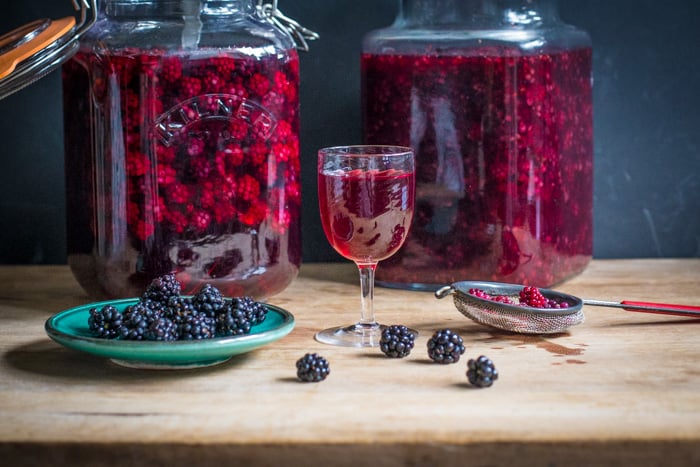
362 0 593 289
63 0 302 299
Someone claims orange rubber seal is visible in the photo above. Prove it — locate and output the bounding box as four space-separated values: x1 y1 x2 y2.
0 16 76 80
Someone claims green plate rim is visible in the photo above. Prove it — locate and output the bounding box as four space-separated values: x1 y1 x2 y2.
44 298 295 367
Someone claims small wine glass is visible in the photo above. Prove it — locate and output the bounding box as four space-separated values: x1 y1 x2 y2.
316 145 416 347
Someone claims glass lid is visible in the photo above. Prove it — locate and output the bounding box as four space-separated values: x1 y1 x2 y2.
0 0 97 100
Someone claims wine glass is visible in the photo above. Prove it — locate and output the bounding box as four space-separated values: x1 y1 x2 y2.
316 145 416 347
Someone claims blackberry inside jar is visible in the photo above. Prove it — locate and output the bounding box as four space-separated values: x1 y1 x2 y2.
362 0 593 289
62 1 301 300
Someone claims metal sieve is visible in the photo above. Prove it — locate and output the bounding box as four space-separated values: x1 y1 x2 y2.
435 281 700 334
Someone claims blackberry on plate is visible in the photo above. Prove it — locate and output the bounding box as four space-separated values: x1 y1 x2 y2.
467 355 499 388
230 296 268 325
142 273 181 304
145 316 179 341
85 277 270 341
427 329 465 364
88 305 124 339
178 314 215 340
192 283 225 317
215 304 252 336
296 353 330 382
164 295 196 324
379 325 415 358
120 301 162 340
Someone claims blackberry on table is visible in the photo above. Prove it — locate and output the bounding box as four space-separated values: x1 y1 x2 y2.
215 304 252 336
192 283 225 317
379 325 415 358
467 355 499 388
178 314 216 340
88 305 124 339
145 316 179 341
142 273 181 304
427 329 465 364
296 353 330 382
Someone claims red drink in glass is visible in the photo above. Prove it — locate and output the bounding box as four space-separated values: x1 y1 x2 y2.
315 146 415 347
319 168 414 263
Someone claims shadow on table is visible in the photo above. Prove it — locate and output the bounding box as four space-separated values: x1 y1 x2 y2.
4 339 251 381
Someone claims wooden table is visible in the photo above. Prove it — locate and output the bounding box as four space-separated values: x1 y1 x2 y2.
1 260 699 466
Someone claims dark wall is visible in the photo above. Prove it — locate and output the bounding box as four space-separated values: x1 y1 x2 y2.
0 0 698 265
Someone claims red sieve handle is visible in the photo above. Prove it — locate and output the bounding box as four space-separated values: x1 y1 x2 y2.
620 301 700 317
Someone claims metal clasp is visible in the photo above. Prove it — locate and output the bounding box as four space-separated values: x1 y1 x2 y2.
255 0 319 52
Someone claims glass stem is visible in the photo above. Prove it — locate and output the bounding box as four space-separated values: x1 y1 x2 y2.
357 262 378 327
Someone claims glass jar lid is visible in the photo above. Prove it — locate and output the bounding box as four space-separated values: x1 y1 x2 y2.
0 0 97 100
0 0 317 101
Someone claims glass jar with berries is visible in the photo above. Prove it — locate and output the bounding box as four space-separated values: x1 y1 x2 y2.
362 0 593 289
62 0 316 299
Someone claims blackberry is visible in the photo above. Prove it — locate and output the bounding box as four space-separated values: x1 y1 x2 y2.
467 355 499 388
379 325 415 358
88 305 124 339
296 353 330 382
192 283 225 317
145 316 179 341
143 273 181 304
427 329 465 364
215 304 252 336
178 314 215 340
163 295 196 324
120 321 147 341
121 299 163 341
231 296 268 326
120 300 162 340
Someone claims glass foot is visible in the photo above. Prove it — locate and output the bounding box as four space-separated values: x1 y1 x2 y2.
315 323 385 347
315 323 418 348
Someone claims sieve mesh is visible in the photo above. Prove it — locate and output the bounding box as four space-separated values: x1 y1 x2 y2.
451 292 585 334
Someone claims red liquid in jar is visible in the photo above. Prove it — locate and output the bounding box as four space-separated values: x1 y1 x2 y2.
318 169 415 263
62 49 301 299
362 48 593 287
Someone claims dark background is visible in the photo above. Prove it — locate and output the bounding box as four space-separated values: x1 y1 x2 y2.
1 0 699 265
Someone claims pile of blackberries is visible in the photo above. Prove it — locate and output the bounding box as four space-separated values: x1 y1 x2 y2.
87 274 267 341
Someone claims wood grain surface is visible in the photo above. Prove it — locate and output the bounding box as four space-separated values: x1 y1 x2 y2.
0 259 699 466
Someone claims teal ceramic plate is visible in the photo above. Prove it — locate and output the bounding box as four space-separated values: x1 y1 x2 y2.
45 298 295 369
